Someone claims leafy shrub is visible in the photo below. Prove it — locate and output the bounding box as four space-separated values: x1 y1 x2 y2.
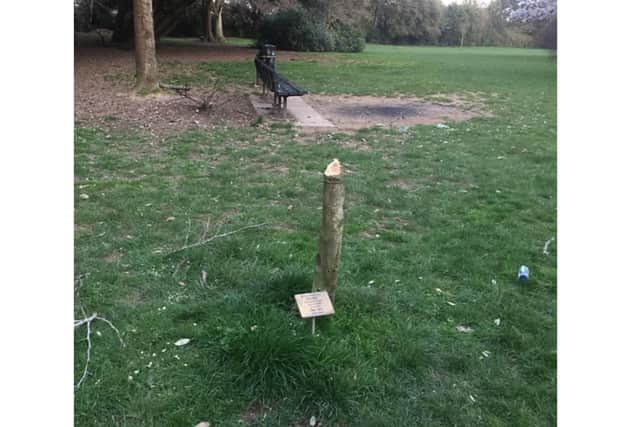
223 2 261 38
300 20 336 52
257 9 305 51
332 22 366 53
258 9 364 53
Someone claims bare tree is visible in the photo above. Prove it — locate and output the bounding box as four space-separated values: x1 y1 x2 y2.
504 0 556 23
133 0 159 92
504 0 556 49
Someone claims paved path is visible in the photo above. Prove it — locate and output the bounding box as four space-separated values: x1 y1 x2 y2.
249 95 335 129
286 97 335 128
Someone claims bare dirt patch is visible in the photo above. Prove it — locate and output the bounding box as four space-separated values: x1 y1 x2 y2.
75 39 490 134
75 44 259 134
304 94 491 130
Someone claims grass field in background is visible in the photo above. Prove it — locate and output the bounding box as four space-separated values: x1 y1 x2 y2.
75 41 556 426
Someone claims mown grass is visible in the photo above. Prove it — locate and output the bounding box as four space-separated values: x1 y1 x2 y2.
75 41 556 426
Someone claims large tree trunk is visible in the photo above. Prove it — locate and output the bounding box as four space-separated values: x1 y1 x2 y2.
204 0 225 43
214 5 225 42
133 0 159 92
205 0 214 41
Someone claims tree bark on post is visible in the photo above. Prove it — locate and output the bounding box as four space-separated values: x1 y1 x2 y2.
312 159 345 303
133 0 159 92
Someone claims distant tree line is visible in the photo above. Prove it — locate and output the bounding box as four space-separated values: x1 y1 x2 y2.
366 0 555 48
228 0 556 50
74 0 556 52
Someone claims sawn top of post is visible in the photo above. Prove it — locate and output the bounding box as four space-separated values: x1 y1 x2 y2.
323 159 343 183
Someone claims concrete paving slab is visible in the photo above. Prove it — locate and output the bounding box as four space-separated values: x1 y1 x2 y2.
249 95 335 129
249 95 281 116
286 97 335 128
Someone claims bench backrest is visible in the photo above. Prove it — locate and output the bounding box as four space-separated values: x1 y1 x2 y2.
255 58 278 91
255 58 307 96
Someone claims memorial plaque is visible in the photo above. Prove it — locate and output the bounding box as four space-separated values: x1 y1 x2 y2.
294 291 335 319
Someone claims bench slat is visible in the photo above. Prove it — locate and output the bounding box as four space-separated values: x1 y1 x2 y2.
255 58 307 98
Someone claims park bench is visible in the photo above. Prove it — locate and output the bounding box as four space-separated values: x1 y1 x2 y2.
254 58 307 109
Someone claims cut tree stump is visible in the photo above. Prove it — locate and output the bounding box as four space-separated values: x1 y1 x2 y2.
312 159 345 303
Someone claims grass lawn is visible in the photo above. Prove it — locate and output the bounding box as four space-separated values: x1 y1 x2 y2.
75 42 556 426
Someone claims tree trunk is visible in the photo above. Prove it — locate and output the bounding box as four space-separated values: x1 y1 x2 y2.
460 31 464 47
312 159 345 303
133 0 159 92
201 0 208 39
205 0 214 41
214 4 225 42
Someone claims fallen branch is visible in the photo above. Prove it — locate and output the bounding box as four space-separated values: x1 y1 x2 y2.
161 82 221 111
74 310 125 389
167 223 268 255
74 273 89 295
172 258 187 277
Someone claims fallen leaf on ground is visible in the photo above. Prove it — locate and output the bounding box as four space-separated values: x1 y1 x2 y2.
174 338 191 346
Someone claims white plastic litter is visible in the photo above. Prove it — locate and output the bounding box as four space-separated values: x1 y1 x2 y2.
174 338 191 347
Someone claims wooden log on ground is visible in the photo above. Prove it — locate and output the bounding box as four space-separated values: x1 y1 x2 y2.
312 159 345 303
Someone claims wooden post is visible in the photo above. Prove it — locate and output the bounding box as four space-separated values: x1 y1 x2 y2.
312 159 345 303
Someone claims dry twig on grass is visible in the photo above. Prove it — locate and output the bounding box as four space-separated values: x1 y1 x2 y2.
160 83 234 113
74 309 125 389
74 273 89 295
167 222 268 255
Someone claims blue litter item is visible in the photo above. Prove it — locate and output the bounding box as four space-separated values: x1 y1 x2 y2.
518 265 529 281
